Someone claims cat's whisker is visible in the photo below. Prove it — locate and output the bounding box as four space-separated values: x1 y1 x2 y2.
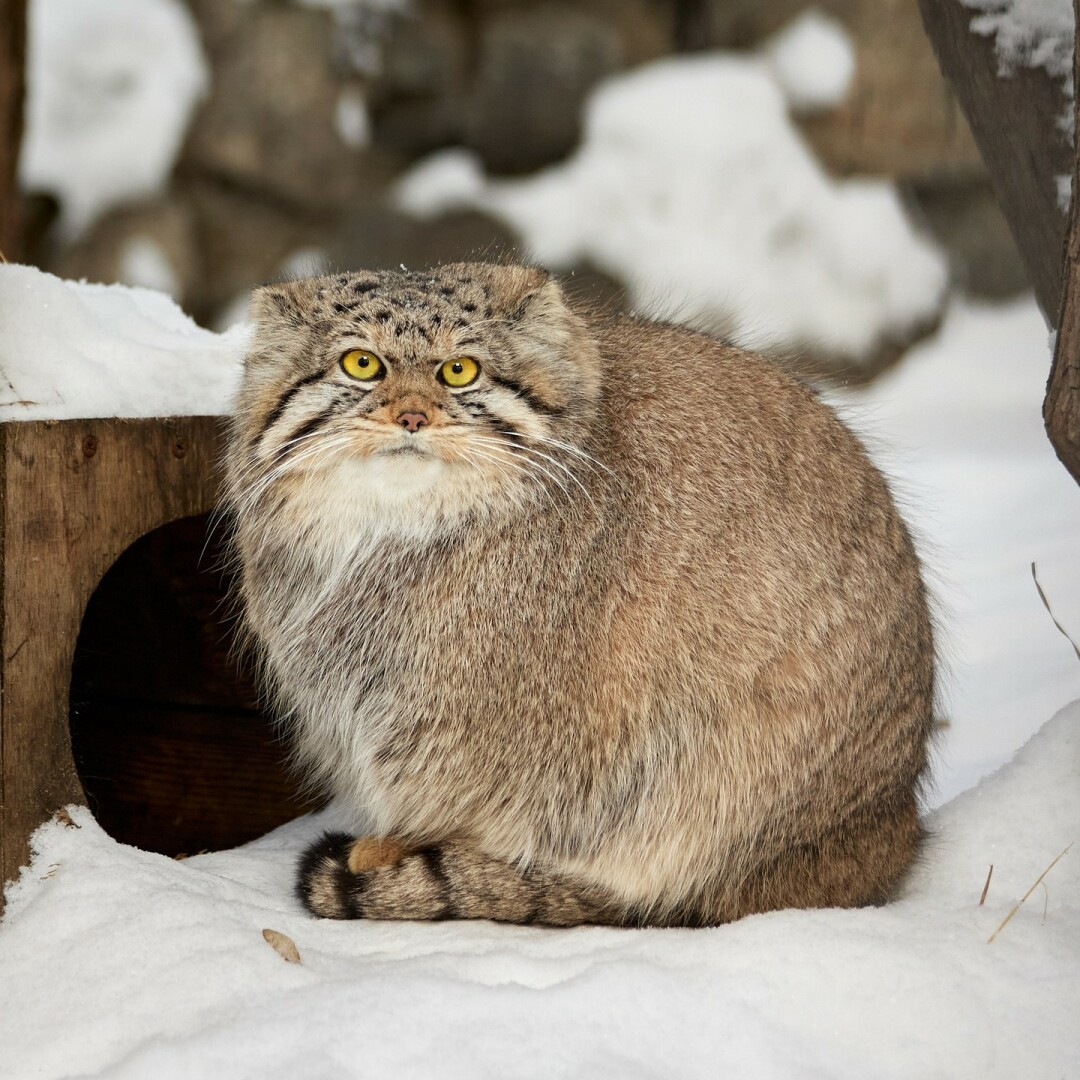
509 444 592 502
470 435 590 504
456 444 555 505
463 437 575 502
504 430 616 477
458 447 540 495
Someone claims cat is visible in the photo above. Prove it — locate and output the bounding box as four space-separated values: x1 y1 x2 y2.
224 261 936 928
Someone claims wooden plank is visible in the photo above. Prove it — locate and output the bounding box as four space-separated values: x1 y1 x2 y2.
1045 0 1080 484
1 417 224 896
917 0 1072 321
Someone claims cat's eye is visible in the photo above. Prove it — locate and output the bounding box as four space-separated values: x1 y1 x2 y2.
438 357 480 388
341 349 384 381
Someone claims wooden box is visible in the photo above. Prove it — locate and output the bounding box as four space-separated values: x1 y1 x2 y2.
0 416 309 907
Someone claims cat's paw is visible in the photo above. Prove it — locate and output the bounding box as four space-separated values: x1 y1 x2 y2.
346 835 412 873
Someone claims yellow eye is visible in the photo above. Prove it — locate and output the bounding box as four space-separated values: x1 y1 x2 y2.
438 357 480 388
341 349 383 381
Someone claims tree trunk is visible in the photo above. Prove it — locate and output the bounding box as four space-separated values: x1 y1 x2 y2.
1045 0 1080 483
919 0 1080 485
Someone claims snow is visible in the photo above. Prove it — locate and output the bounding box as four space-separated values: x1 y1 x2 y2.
959 0 1074 82
394 52 947 364
1 698 1076 1079
19 0 209 239
335 88 372 148
118 236 182 299
0 265 245 420
763 9 856 113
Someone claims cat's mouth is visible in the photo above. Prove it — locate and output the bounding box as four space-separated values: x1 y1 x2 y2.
379 440 434 459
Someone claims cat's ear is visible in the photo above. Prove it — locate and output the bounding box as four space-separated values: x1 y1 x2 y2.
248 282 313 331
245 281 317 370
501 267 567 326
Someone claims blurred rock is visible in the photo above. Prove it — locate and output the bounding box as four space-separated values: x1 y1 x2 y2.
464 4 627 174
905 180 1031 299
327 205 627 309
326 205 519 273
687 0 986 181
184 179 333 324
181 1 396 208
370 0 471 156
49 198 201 306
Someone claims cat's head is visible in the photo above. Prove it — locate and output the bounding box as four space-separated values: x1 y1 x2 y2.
228 263 603 531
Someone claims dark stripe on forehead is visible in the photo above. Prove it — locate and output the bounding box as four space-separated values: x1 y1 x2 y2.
255 369 327 444
488 374 562 416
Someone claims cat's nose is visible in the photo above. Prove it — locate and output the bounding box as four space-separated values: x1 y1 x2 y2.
397 411 429 433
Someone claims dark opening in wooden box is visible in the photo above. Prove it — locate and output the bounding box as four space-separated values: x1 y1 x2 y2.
0 417 311 906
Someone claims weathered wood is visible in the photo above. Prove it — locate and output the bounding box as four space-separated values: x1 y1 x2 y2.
1044 0 1080 484
917 0 1072 321
0 0 26 260
0 417 224 902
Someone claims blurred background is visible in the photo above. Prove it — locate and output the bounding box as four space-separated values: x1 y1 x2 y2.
9 0 1032 379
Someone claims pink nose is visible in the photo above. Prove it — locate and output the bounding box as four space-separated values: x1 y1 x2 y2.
397 411 429 433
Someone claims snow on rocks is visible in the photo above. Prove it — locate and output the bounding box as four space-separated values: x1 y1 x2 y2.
1 701 1077 1080
19 0 209 238
393 49 948 366
0 264 246 421
762 8 857 114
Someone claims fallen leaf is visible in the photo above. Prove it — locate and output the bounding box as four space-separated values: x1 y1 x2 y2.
262 928 302 964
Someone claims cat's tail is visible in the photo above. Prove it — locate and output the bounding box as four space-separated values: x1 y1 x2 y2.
297 832 636 927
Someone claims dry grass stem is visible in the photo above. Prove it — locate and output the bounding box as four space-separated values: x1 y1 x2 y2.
978 864 993 906
987 843 1072 944
1031 562 1080 662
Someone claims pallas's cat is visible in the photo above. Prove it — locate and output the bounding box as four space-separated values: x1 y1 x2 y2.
225 263 935 927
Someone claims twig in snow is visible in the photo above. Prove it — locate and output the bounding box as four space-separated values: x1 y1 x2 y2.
1031 563 1080 663
987 843 1072 943
978 864 993 906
